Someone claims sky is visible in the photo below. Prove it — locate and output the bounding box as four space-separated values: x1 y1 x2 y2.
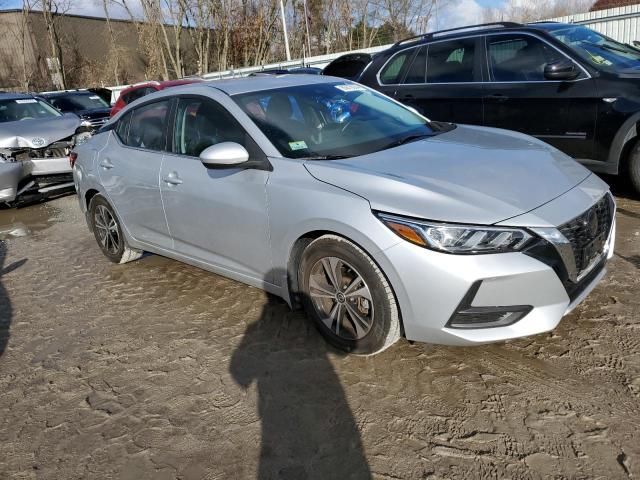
0 0 592 33
1 0 513 26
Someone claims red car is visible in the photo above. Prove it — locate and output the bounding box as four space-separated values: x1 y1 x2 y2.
110 79 203 117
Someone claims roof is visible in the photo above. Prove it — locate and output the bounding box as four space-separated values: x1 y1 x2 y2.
0 92 34 101
41 90 95 98
388 21 572 50
200 74 340 96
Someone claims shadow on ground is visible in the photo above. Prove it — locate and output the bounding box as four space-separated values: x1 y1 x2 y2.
230 284 371 480
1 242 27 357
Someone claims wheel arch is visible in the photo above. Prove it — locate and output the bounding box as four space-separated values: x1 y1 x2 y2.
286 229 406 337
85 188 101 210
608 112 640 174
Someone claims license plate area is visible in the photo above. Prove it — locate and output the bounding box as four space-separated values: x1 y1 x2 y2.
580 233 605 273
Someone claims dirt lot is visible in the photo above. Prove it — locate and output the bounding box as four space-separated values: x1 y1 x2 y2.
0 186 639 480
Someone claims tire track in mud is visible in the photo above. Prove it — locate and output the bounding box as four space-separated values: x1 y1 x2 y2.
479 346 640 427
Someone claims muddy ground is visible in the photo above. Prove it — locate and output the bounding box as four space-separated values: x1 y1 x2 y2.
0 186 639 480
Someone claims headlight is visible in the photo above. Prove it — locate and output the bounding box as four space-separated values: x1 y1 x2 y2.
376 213 532 254
73 131 93 146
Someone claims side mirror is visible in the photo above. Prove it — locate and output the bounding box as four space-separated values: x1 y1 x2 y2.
199 142 250 168
544 59 580 81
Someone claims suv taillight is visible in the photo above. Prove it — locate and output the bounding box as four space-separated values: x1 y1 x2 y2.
69 151 78 168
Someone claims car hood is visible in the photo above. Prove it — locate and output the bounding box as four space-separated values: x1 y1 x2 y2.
0 114 80 149
304 124 592 224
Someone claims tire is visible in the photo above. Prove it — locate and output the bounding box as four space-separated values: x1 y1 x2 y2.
629 141 640 195
298 234 400 355
88 195 142 264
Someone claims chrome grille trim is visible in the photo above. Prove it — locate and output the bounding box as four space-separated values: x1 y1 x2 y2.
558 193 615 277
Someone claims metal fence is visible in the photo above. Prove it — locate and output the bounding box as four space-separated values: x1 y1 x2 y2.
549 4 640 44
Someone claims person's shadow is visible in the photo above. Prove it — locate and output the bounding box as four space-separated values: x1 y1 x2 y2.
230 270 372 480
1 242 27 357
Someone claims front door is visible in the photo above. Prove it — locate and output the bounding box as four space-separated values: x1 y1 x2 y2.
98 99 171 248
482 32 598 160
160 96 272 281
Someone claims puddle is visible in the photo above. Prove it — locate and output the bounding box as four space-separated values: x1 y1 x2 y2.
0 202 61 240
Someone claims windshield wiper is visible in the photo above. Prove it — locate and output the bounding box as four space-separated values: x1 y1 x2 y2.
301 154 350 160
584 40 631 55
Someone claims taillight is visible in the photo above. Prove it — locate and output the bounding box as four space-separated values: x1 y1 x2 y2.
69 151 78 168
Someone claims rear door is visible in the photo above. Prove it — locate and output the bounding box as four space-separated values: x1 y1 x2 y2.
393 37 484 124
482 32 598 159
98 99 172 248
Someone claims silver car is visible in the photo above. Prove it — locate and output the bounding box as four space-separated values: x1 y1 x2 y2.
73 76 615 354
0 92 91 205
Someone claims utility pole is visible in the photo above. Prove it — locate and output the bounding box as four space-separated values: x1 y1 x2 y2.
279 0 291 61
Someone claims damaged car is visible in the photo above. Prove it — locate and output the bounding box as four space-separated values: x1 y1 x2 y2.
0 92 89 206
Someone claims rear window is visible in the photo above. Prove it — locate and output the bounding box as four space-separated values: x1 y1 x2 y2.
120 100 170 151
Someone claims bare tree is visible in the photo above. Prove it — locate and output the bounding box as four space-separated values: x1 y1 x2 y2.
39 0 72 89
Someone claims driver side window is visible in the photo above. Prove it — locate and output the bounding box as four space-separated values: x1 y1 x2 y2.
173 97 248 157
487 34 564 82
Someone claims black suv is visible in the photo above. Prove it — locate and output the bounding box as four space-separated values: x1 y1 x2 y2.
40 90 111 131
324 22 640 193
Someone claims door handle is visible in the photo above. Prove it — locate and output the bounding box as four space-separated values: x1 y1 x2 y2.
400 94 415 100
162 171 183 185
485 93 509 102
99 158 114 169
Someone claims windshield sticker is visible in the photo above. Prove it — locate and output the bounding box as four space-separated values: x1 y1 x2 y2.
15 99 37 104
288 141 308 151
590 54 613 66
335 84 367 92
89 95 101 100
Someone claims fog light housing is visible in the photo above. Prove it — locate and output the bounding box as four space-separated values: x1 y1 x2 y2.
446 281 533 329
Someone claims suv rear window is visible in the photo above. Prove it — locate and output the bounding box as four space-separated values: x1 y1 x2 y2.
426 38 476 83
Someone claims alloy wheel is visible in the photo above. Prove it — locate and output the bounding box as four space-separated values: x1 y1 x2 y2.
94 205 120 255
308 256 374 340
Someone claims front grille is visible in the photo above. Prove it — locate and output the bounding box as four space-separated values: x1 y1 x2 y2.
14 140 73 161
557 193 614 277
87 117 108 128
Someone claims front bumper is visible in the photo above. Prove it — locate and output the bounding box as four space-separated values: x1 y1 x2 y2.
372 189 615 346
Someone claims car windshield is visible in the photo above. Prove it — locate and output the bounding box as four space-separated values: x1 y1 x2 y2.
0 98 62 123
548 25 640 71
47 93 109 112
233 82 436 159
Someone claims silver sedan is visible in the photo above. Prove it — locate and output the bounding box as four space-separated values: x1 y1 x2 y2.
72 75 615 354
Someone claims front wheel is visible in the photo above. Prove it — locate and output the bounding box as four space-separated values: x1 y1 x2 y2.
298 235 400 355
88 195 142 264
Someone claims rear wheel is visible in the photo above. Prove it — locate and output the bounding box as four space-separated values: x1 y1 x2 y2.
89 195 142 264
298 235 400 355
629 142 640 195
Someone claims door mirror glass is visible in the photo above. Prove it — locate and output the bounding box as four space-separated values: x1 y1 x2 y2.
200 142 249 168
544 59 580 80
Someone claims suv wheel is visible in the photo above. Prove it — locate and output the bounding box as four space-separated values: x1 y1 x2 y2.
89 195 142 264
629 141 640 194
298 235 400 355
